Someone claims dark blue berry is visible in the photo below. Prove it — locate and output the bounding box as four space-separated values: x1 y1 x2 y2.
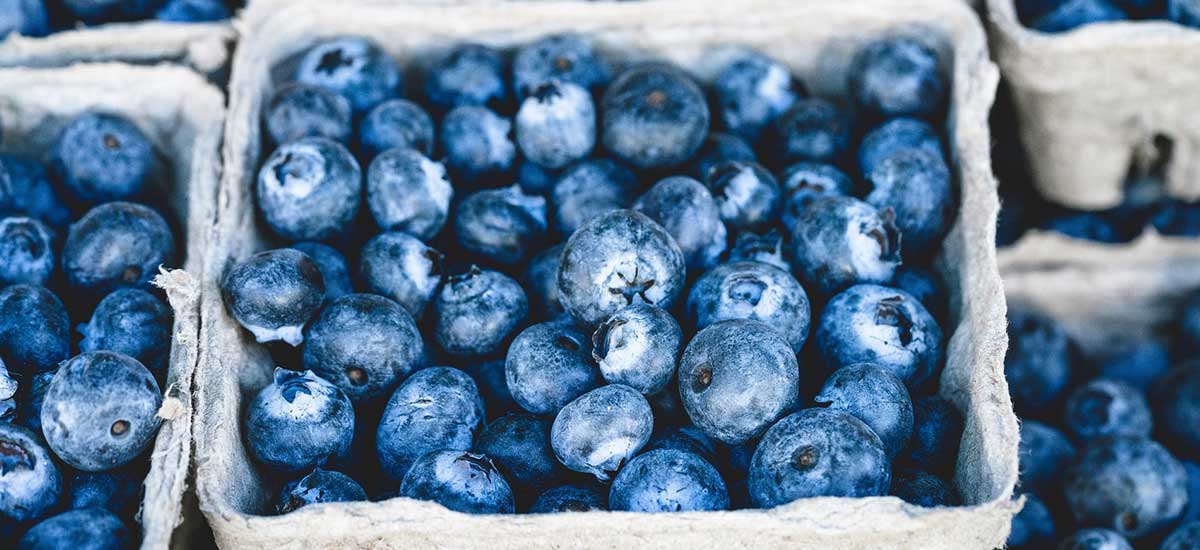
513 34 611 101
50 112 153 203
424 44 508 111
504 320 598 415
439 106 515 187
288 241 353 301
550 384 652 480
264 82 352 145
0 423 61 524
359 99 435 160
1005 302 1073 414
601 64 709 170
522 244 565 321
529 484 607 513
610 448 728 512
62 201 175 294
592 303 680 395
475 414 563 496
704 161 781 232
256 137 362 241
276 468 366 514
244 368 354 474
633 176 726 270
713 51 801 144
0 284 70 374
399 450 514 514
848 36 946 119
691 132 757 182
79 289 172 378
865 148 954 258
1018 419 1076 494
294 37 402 113
551 159 638 236
221 248 324 346
432 266 527 358
358 232 443 319
376 367 485 481
787 196 900 297
857 117 943 177
816 284 943 388
1033 0 1127 33
454 185 547 266
0 216 54 287
17 508 131 550
366 148 452 240
815 364 913 459
905 394 962 474
516 81 596 170
770 98 852 166
686 260 810 353
1064 436 1187 538
890 468 958 507
1063 378 1151 440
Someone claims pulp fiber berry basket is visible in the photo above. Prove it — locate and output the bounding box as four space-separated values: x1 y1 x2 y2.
0 63 225 549
193 0 1018 548
986 0 1200 210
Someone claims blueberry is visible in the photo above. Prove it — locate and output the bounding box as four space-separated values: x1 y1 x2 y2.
366 148 452 241
1151 364 1200 460
0 216 54 287
475 414 562 496
0 0 48 38
889 468 958 507
0 155 70 230
294 37 401 114
1169 0 1200 27
0 359 15 416
256 137 362 241
770 98 852 166
1007 493 1057 549
703 161 782 232
522 244 565 320
727 230 789 271
264 82 352 145
461 359 518 420
1055 528 1132 550
890 265 948 320
1063 378 1151 441
905 394 962 474
16 371 54 436
679 319 799 445
865 148 954 258
79 289 172 378
504 320 598 415
857 117 943 177
749 408 890 507
551 159 638 236
713 51 801 144
65 466 142 516
777 161 853 227
399 450 514 514
0 423 61 524
591 304 680 396
516 81 596 170
609 448 728 513
17 508 131 550
424 44 508 111
633 176 727 270
358 232 443 319
691 132 757 182
42 351 161 471
644 425 720 465
816 284 943 388
288 241 353 301
377 367 485 481
787 196 900 297
1032 0 1127 33
601 64 709 170
245 369 354 474
1064 436 1187 538
848 36 946 120
1018 419 1077 494
1042 209 1128 243
359 99 435 159
529 483 607 513
50 112 153 204
815 364 913 459
516 159 559 196
686 261 811 353
0 284 70 374
550 384 652 480
512 34 611 101
439 106 515 187
64 201 175 295
221 248 325 346
154 0 231 22
60 0 157 24
1005 303 1073 414
303 293 425 404
276 468 366 514
557 210 685 328
454 185 547 266
433 267 527 358
1162 522 1200 550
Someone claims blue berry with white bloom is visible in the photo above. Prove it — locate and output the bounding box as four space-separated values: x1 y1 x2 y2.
376 367 485 481
516 81 596 170
0 216 54 287
551 384 653 481
244 368 355 474
221 248 324 346
358 231 443 319
610 449 729 513
366 148 452 241
257 137 362 242
294 37 401 114
601 64 709 170
440 106 515 188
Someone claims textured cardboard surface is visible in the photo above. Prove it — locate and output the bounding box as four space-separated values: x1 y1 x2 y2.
0 63 225 550
195 0 1019 548
987 0 1200 210
0 22 234 75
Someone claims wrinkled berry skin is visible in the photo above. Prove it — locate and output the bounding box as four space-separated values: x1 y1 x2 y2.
0 423 62 524
221 248 325 346
0 155 71 230
50 112 153 203
634 176 726 270
66 466 142 516
377 367 485 481
704 161 781 232
455 185 547 266
433 267 527 358
475 414 563 496
787 196 901 298
358 231 443 319
557 210 686 329
264 82 353 144
905 394 962 474
1064 436 1187 538
17 508 131 550
686 261 811 353
816 285 943 389
522 244 565 320
592 304 680 395
890 468 959 507
749 408 890 507
601 64 709 170
0 217 53 287
245 369 355 474
512 34 612 101
1163 522 1200 550
42 351 162 471
857 117 943 177
610 449 729 513
551 159 638 237
1007 492 1057 549
713 51 801 144
551 384 653 480
777 162 853 227
288 242 353 301
0 284 69 374
1018 419 1076 494
63 201 175 294
303 293 425 404
516 81 596 170
440 106 515 187
771 98 852 166
366 148 453 240
505 320 598 415
399 450 515 514
1063 378 1151 441
1033 0 1127 33
1005 303 1073 414
727 230 789 272
80 289 173 378
359 99 435 159
866 148 954 258
679 319 799 445
529 484 607 513
815 364 913 459
294 37 401 113
1152 364 1200 460
276 468 366 514
257 137 362 242
425 44 508 111
848 36 946 120
1056 528 1132 550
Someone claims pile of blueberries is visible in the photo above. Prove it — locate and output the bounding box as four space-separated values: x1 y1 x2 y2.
0 0 233 39
1004 299 1200 549
224 32 963 516
1018 0 1200 32
0 112 178 546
